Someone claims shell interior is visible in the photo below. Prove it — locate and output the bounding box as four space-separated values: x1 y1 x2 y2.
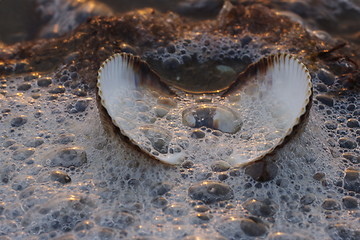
97 53 312 166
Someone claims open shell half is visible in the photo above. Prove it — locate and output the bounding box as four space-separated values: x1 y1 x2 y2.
97 53 312 166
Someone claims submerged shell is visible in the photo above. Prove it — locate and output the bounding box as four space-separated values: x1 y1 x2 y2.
97 53 312 166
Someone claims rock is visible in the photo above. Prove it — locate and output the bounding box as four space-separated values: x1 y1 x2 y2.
300 194 316 205
338 138 357 149
163 203 188 217
188 181 234 204
12 148 35 161
47 147 87 167
240 217 268 237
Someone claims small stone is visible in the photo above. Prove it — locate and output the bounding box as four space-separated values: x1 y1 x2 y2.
3 139 16 147
241 36 252 46
37 77 52 87
47 147 87 167
188 181 234 204
48 85 65 94
72 89 87 97
316 94 334 107
347 118 360 128
342 153 360 164
24 75 37 81
17 83 31 91
166 44 176 53
326 224 360 240
240 217 268 237
338 137 357 149
50 170 71 184
342 196 358 209
12 148 35 161
318 69 335 85
10 115 27 127
321 199 340 210
344 168 360 193
211 161 231 172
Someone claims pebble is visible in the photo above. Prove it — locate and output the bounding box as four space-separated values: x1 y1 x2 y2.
241 36 253 46
315 94 334 107
325 120 337 130
188 181 234 204
343 168 360 193
342 196 358 209
193 205 210 213
191 130 205 139
163 57 180 70
315 83 328 92
47 147 87 167
17 83 31 91
211 161 231 172
342 153 360 164
10 115 27 127
12 148 35 161
321 199 340 210
37 77 52 87
243 199 277 217
318 69 335 85
50 170 72 184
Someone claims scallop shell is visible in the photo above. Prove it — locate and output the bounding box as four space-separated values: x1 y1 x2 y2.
97 53 312 166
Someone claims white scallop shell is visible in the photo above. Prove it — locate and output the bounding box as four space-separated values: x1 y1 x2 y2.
97 53 312 166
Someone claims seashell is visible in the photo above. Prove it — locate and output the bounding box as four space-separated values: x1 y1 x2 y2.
97 53 312 166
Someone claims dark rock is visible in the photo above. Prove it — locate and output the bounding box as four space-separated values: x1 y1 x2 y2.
339 138 357 149
315 83 328 92
49 85 66 94
150 182 172 196
188 181 233 204
12 148 35 161
74 99 90 112
54 134 75 144
191 130 205 139
325 120 337 130
24 137 44 148
326 224 360 240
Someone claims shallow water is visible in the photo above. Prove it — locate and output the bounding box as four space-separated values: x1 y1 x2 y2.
0 1 360 240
